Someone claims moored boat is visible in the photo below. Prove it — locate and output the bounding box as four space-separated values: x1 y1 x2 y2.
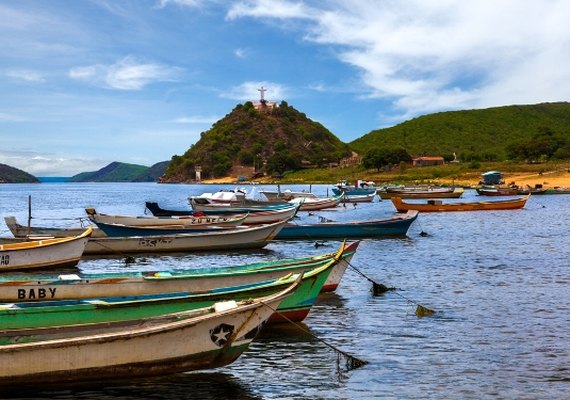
146 201 300 224
0 241 359 302
0 257 338 330
274 211 418 240
378 187 464 199
0 279 299 386
390 194 530 212
288 194 344 211
85 208 248 227
0 228 92 271
4 216 289 255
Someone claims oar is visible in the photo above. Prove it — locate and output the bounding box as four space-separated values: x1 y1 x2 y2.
346 260 436 317
260 300 368 373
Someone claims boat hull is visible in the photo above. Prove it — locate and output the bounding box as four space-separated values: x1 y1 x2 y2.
390 195 530 212
274 211 418 239
0 228 92 271
0 284 295 386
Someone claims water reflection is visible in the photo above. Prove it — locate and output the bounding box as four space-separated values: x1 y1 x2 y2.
2 372 262 400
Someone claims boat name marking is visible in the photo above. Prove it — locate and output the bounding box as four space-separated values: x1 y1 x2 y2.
0 255 9 265
17 287 57 300
138 238 173 247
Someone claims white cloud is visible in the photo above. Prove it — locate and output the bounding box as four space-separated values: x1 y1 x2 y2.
234 48 247 58
155 0 209 8
69 56 183 90
5 69 46 83
173 115 219 124
227 0 570 116
0 113 25 122
0 150 109 176
226 0 315 20
222 81 287 102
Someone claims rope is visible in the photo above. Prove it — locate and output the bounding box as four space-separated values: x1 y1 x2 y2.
260 300 368 373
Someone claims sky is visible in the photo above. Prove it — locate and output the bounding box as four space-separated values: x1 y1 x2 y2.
1 0 569 176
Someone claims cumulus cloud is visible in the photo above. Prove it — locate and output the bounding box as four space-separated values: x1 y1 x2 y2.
69 56 183 90
227 0 570 116
172 115 220 124
0 150 109 176
5 69 46 83
222 81 287 102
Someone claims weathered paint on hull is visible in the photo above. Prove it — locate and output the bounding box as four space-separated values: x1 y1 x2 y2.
0 259 335 330
0 241 358 302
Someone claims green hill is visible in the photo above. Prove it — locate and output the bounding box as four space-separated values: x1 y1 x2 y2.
162 101 352 182
350 102 570 161
0 163 39 183
69 162 154 182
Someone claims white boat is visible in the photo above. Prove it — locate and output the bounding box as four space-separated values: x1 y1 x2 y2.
85 208 248 227
82 219 288 255
288 194 344 211
0 227 92 271
0 278 299 387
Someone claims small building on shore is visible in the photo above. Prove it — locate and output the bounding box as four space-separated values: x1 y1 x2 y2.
412 156 445 167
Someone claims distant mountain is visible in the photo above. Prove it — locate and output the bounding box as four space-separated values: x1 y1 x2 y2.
350 102 570 161
132 161 170 182
69 161 168 182
0 163 39 183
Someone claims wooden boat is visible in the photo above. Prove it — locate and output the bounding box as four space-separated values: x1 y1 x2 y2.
274 211 418 240
0 241 359 302
4 217 288 255
146 201 300 224
189 188 285 207
0 257 337 330
89 220 246 237
332 179 378 197
390 194 530 212
0 227 92 271
341 192 377 203
476 186 520 196
4 216 106 238
85 208 248 227
379 187 464 199
289 194 344 211
0 279 299 386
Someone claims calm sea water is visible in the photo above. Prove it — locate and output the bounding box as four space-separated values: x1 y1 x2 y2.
0 182 569 399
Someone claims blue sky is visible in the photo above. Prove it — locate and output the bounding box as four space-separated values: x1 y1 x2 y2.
1 0 569 176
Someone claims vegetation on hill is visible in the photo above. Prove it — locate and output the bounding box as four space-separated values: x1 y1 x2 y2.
162 101 352 182
69 161 166 182
0 163 39 183
351 102 570 163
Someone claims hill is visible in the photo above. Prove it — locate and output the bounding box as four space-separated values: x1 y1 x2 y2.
0 163 39 183
69 161 168 182
162 101 352 182
350 102 570 161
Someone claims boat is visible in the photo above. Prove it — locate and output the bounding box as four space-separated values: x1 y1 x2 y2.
341 192 377 203
85 208 248 227
145 201 300 224
274 211 418 240
0 257 338 330
390 194 531 212
189 188 285 207
88 219 247 237
288 194 344 211
5 217 288 255
0 227 92 271
378 187 464 199
476 186 520 196
332 179 378 197
0 279 299 386
0 241 359 302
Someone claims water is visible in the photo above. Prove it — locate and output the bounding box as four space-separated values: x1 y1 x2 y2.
0 183 569 399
